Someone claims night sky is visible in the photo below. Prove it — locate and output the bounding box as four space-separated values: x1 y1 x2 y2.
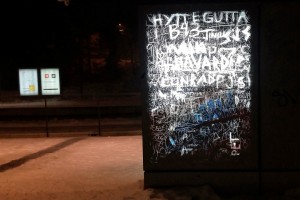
0 0 297 90
2 0 137 59
1 0 262 57
0 0 205 89
0 0 143 89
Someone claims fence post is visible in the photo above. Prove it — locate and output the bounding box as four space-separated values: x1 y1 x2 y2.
44 97 49 137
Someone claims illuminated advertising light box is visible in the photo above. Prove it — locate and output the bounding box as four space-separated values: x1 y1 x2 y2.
40 68 60 95
19 69 39 96
140 5 258 171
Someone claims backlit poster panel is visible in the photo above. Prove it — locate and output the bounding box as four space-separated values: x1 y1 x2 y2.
142 7 257 169
19 69 39 96
40 68 60 95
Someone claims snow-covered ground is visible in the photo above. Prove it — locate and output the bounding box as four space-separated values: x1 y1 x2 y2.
0 136 299 200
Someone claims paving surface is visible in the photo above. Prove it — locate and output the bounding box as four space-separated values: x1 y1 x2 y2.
0 93 141 109
0 93 142 137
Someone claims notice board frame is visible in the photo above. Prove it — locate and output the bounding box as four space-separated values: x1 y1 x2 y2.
18 68 39 96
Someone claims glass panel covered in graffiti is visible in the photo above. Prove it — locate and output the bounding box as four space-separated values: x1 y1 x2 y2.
145 10 252 162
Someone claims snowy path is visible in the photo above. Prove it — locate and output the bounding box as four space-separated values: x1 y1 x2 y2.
1 136 299 200
0 136 151 200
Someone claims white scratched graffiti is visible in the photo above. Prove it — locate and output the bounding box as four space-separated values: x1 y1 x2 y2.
145 10 252 162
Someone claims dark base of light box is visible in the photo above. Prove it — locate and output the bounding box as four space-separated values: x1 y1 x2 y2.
144 171 300 196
